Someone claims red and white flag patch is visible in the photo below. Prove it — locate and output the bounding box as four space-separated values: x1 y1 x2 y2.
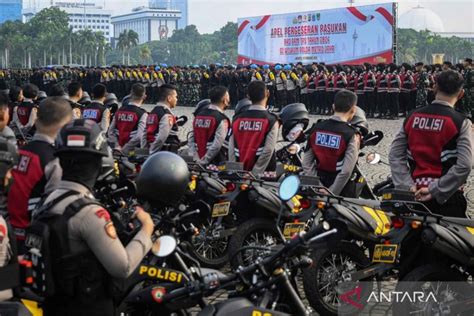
67 135 86 147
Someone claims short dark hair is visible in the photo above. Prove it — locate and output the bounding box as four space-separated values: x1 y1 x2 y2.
334 89 357 113
49 84 66 97
92 83 107 99
130 83 146 100
247 81 267 104
37 97 72 127
68 82 82 97
23 83 39 99
209 86 228 104
436 70 464 97
158 84 177 102
0 91 8 108
8 86 22 103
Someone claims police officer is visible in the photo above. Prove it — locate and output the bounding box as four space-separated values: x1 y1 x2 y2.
143 84 181 154
303 90 360 197
274 65 287 110
108 83 148 155
37 119 154 315
8 97 71 252
462 58 473 119
0 93 16 146
82 83 110 131
11 83 39 136
228 81 279 176
67 81 84 120
0 138 19 302
189 86 230 166
415 62 429 109
389 70 472 218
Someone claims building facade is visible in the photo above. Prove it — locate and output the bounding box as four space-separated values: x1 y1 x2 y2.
149 0 188 29
23 2 112 42
111 8 181 44
0 0 22 24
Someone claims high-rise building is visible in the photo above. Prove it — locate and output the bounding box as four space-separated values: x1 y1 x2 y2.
112 7 181 45
0 0 23 24
149 0 188 29
23 1 113 42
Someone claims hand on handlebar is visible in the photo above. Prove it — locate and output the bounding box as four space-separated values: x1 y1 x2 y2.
415 187 432 202
133 205 154 236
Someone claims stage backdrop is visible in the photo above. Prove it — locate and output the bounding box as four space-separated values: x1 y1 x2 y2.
237 3 395 65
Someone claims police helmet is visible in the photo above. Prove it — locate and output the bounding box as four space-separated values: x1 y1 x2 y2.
56 119 109 157
194 99 211 116
283 64 292 71
105 93 118 107
263 64 270 70
350 106 369 136
275 65 283 71
161 63 168 68
136 152 190 207
79 91 91 105
97 147 115 182
234 98 252 116
0 138 18 179
250 64 258 69
37 91 47 101
122 94 131 107
279 103 309 140
155 66 161 71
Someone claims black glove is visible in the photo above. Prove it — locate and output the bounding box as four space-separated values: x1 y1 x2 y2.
176 115 188 126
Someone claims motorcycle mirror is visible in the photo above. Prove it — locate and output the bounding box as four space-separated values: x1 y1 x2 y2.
152 235 177 258
287 144 301 155
279 175 300 201
366 153 381 165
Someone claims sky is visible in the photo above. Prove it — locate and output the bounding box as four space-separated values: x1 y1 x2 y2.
32 0 474 34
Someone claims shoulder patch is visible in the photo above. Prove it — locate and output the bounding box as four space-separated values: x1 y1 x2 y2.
104 222 117 239
95 209 111 222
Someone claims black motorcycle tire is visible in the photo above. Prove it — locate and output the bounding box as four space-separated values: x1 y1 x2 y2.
228 218 281 270
393 263 469 316
302 242 372 316
186 220 230 269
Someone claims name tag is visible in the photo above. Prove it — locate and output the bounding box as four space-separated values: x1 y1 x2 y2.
316 132 341 149
83 109 98 119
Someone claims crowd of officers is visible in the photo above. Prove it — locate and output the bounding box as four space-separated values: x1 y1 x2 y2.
0 61 472 315
0 58 472 119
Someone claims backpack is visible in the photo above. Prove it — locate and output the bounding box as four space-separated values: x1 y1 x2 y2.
23 191 103 297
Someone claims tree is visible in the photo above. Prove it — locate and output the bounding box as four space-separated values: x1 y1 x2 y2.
139 45 152 64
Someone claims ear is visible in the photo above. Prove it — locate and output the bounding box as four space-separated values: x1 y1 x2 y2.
458 89 465 100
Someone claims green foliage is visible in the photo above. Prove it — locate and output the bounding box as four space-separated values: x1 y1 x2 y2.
397 28 474 64
1 10 472 69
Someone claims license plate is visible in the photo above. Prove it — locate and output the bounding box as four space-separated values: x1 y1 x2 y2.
212 202 230 217
283 222 306 239
372 244 398 263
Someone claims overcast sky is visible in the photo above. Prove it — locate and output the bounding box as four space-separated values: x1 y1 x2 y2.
35 0 474 34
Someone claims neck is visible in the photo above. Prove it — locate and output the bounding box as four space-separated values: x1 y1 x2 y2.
253 101 266 107
435 95 456 107
70 95 80 102
334 112 352 122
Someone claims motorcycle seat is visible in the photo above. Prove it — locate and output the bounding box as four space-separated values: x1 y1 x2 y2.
441 217 474 228
253 185 282 210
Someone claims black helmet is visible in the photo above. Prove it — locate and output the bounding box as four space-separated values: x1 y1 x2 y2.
194 99 211 116
122 94 131 107
234 98 252 116
136 152 190 207
56 119 109 157
350 106 369 136
279 103 309 140
0 137 18 178
79 91 91 105
105 93 118 107
97 148 115 182
37 91 47 101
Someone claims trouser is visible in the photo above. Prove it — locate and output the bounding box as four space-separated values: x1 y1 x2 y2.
400 91 411 116
44 298 114 316
267 85 275 107
300 92 308 109
409 90 417 112
377 91 387 116
314 90 324 113
275 89 287 110
388 91 399 117
365 90 376 116
423 190 467 218
286 89 297 104
306 91 315 113
356 92 366 112
326 90 335 113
